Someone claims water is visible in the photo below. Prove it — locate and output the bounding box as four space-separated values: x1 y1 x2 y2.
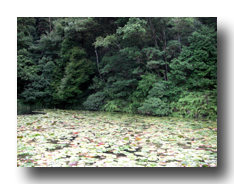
17 109 46 115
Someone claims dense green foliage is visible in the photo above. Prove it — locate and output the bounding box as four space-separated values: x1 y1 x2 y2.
17 17 217 120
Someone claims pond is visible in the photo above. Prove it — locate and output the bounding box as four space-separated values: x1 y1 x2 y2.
17 109 217 167
17 109 47 115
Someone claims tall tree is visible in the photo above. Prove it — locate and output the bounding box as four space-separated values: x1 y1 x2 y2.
17 17 217 119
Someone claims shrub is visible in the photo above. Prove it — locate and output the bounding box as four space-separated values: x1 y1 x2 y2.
138 97 170 116
102 99 126 112
83 91 106 110
170 90 217 120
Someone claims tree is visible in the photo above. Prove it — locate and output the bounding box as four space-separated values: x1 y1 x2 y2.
55 47 94 107
169 25 217 91
169 25 217 119
17 17 36 98
17 17 217 120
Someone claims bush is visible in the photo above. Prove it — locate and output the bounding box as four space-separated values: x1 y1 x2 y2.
170 90 217 120
102 99 126 112
83 91 106 110
123 101 141 114
137 80 170 116
138 97 170 116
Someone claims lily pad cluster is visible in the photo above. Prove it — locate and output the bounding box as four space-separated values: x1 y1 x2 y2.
17 109 217 167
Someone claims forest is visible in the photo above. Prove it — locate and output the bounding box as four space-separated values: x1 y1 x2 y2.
17 17 217 120
17 17 217 167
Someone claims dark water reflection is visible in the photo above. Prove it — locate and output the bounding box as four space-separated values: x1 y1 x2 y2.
17 109 46 115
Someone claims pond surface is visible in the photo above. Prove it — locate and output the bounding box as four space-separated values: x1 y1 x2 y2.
17 109 217 167
17 109 47 115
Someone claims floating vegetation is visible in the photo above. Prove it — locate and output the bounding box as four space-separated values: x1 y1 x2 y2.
17 109 217 167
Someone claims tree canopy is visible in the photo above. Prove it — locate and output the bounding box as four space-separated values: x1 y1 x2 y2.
17 17 217 120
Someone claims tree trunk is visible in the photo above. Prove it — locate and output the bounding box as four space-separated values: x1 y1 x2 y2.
162 27 168 81
49 17 51 33
178 32 181 53
94 47 102 79
165 62 168 81
148 17 159 48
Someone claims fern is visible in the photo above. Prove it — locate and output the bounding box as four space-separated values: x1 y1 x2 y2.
123 101 141 114
170 90 217 120
102 99 124 112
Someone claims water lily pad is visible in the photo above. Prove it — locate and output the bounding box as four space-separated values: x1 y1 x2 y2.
17 109 217 167
148 156 158 162
134 152 145 156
